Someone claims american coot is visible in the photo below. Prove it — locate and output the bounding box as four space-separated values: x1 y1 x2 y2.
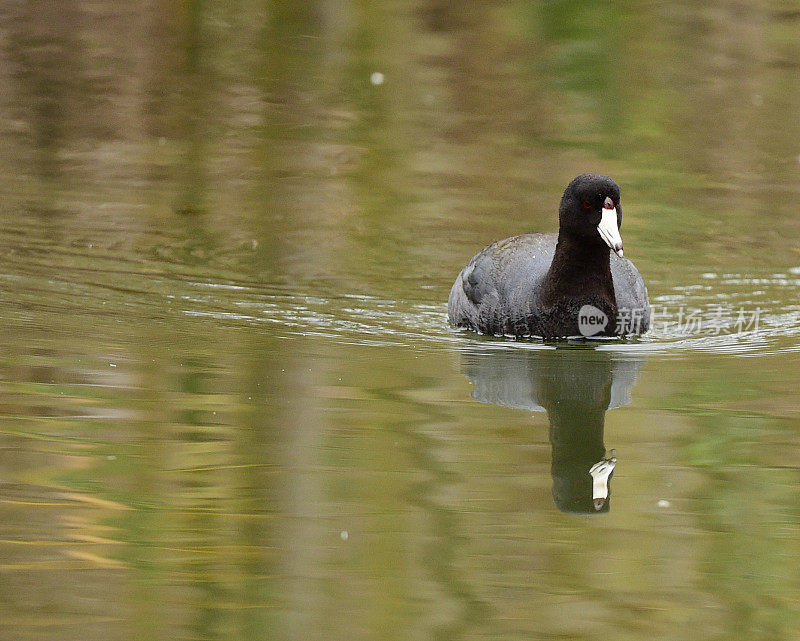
448 174 650 338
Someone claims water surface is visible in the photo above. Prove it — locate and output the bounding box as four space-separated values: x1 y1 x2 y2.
2 2 800 640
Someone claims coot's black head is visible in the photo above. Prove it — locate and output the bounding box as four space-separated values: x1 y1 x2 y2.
558 173 624 256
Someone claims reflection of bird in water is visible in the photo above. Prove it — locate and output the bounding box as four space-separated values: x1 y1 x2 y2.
459 345 643 513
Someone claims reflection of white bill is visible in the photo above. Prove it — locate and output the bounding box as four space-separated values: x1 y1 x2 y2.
589 457 616 511
578 304 607 337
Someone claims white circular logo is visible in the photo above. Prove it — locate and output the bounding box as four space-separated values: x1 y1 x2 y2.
578 304 608 337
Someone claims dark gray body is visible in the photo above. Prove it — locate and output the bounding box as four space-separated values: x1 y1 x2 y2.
448 233 650 337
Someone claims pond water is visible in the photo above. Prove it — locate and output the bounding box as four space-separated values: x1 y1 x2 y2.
2 2 800 640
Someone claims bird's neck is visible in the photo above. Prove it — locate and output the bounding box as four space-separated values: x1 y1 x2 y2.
542 231 616 308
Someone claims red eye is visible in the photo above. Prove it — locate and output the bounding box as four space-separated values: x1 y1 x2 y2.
582 200 591 210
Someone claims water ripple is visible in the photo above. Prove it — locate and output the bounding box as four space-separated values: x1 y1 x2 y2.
178 269 800 357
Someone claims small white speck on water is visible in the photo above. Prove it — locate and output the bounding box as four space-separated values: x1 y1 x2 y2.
370 72 384 85
340 530 349 541
110 363 117 367
657 499 670 509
